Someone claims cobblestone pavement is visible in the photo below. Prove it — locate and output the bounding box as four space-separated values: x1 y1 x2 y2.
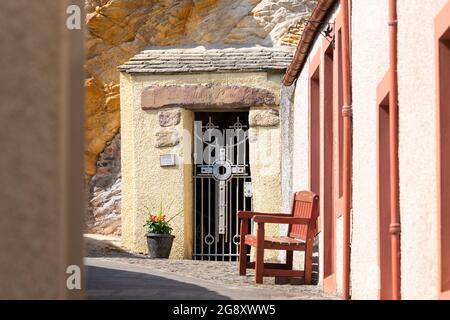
85 234 338 300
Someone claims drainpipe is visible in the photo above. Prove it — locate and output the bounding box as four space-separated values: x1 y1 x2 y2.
340 0 353 300
388 0 401 300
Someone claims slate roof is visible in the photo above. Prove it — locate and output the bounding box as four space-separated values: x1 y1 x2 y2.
119 47 294 74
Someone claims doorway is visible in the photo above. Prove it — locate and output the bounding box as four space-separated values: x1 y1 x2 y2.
323 45 335 288
377 93 393 300
193 112 253 261
436 1 450 297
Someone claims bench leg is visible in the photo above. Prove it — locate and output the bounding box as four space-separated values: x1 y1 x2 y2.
239 244 247 276
239 220 248 276
286 250 293 270
255 222 265 284
304 244 313 285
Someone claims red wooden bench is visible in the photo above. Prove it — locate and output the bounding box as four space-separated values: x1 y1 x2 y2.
238 191 319 284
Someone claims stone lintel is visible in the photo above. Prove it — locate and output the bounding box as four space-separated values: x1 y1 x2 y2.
141 84 276 110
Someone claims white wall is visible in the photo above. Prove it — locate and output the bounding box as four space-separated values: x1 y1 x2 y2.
290 0 448 299
350 0 390 300
397 0 447 300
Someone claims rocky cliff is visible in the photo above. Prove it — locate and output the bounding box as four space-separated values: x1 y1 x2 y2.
85 0 316 235
85 0 315 179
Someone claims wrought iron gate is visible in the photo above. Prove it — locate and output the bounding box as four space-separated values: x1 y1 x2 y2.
193 113 253 261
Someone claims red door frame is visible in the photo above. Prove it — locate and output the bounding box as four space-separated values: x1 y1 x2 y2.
436 0 450 300
309 52 321 202
322 35 337 294
308 25 338 294
307 8 349 295
334 12 345 219
376 72 393 300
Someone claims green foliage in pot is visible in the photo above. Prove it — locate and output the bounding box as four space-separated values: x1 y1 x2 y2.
143 201 183 235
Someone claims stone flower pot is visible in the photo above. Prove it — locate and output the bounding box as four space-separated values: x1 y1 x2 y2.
146 233 175 259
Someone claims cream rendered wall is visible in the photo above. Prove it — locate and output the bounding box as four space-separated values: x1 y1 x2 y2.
397 0 447 300
121 73 193 258
249 122 282 257
351 0 390 300
120 73 137 251
121 71 283 259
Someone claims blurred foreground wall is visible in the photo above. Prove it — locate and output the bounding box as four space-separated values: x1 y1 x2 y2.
0 0 84 299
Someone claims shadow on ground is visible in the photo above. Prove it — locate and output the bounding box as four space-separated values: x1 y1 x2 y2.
86 265 230 300
84 235 142 258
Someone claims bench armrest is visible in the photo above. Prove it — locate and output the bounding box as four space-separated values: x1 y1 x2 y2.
253 215 311 225
238 211 289 219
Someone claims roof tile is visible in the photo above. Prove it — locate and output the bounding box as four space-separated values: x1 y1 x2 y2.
119 47 294 74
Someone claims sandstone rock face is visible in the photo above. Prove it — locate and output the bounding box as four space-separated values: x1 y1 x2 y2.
84 0 316 180
86 132 122 236
85 0 316 236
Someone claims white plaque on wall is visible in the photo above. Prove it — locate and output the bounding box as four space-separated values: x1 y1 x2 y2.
160 154 176 167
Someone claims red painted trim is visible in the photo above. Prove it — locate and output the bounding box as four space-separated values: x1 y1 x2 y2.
436 0 450 38
340 0 353 300
436 0 450 300
388 0 401 300
376 72 390 107
334 17 345 219
310 49 322 79
309 50 321 235
376 72 393 300
323 274 337 294
336 8 344 33
322 35 337 294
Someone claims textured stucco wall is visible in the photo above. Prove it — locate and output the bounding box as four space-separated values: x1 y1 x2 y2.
121 71 283 259
121 74 192 257
249 116 283 259
119 73 136 251
397 0 447 300
351 0 390 300
278 84 295 263
280 85 296 213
